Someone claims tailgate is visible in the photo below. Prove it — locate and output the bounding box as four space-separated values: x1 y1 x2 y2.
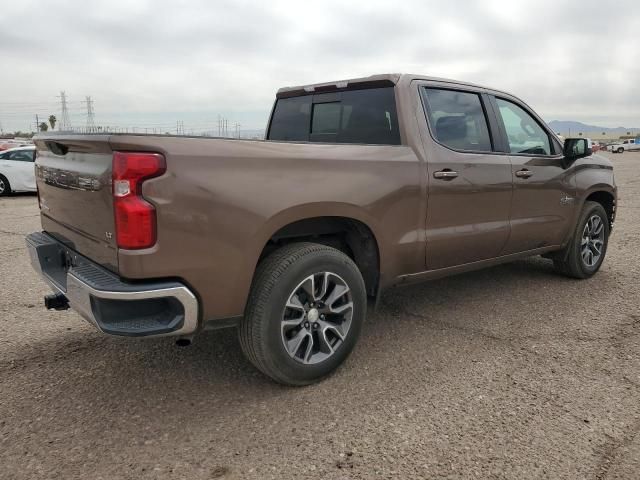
33 135 118 272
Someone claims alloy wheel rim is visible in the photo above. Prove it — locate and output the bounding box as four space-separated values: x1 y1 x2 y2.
281 272 353 365
581 214 605 267
0 179 5 194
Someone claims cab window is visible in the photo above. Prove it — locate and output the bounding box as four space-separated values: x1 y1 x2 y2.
268 87 400 145
421 88 493 152
495 98 551 155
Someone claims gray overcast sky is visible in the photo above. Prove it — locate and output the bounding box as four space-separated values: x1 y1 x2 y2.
1 0 639 133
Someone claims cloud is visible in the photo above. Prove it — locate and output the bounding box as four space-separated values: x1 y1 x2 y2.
1 0 638 132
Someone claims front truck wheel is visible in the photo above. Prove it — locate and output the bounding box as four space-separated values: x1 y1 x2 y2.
239 243 367 386
553 201 610 279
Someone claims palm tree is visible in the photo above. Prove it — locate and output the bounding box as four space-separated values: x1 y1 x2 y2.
48 115 57 130
39 122 49 132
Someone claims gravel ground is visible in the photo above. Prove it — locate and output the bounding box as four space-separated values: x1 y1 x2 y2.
0 151 638 480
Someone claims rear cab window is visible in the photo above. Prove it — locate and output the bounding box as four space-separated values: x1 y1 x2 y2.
267 87 401 145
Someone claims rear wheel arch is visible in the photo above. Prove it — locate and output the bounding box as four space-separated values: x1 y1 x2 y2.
257 216 381 298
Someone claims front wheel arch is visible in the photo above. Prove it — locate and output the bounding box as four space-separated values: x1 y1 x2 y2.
553 201 610 278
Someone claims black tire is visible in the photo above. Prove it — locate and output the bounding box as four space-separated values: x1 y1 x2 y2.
617 147 624 153
0 174 10 196
239 242 366 386
553 201 609 279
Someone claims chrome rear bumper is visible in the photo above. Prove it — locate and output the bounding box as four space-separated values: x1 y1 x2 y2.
26 232 199 337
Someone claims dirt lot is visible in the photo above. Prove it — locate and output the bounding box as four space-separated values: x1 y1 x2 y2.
0 151 638 479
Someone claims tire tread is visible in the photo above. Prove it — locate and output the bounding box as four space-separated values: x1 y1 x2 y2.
239 242 363 385
553 201 609 279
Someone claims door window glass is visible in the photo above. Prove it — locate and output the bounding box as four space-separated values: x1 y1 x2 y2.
496 98 551 155
422 88 493 152
7 150 35 161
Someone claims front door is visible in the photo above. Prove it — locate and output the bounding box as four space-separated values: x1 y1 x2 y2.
7 149 37 190
419 86 513 270
490 96 576 253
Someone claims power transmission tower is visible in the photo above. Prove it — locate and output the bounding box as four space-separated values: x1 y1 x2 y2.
84 96 96 133
234 123 241 139
58 91 72 131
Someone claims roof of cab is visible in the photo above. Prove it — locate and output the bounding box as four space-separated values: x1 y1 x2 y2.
275 73 493 98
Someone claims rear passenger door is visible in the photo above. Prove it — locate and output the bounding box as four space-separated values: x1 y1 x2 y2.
489 96 576 253
418 84 513 270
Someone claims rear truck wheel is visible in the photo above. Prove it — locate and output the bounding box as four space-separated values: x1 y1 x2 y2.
0 175 10 196
239 242 366 386
553 201 609 279
617 147 624 153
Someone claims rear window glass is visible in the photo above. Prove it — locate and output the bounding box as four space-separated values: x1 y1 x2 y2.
312 102 341 134
267 87 401 145
267 96 311 142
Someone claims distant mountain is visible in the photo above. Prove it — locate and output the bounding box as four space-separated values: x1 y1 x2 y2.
548 120 639 135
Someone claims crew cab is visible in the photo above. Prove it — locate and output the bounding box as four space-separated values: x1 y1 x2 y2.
26 74 616 385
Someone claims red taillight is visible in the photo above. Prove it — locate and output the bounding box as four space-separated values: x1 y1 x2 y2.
112 151 166 249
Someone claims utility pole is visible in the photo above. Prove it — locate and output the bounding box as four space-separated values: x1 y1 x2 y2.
57 91 72 131
234 123 241 139
84 96 96 133
34 114 40 132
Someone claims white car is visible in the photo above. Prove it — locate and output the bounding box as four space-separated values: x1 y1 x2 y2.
0 146 37 195
609 139 640 153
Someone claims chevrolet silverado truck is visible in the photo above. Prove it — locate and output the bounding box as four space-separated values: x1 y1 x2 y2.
27 74 616 385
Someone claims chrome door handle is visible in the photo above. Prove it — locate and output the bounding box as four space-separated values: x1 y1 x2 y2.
515 169 533 178
433 170 458 180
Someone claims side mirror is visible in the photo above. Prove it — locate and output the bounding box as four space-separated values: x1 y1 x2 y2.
563 138 592 161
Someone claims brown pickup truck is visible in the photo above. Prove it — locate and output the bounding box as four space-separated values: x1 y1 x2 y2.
27 73 616 385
